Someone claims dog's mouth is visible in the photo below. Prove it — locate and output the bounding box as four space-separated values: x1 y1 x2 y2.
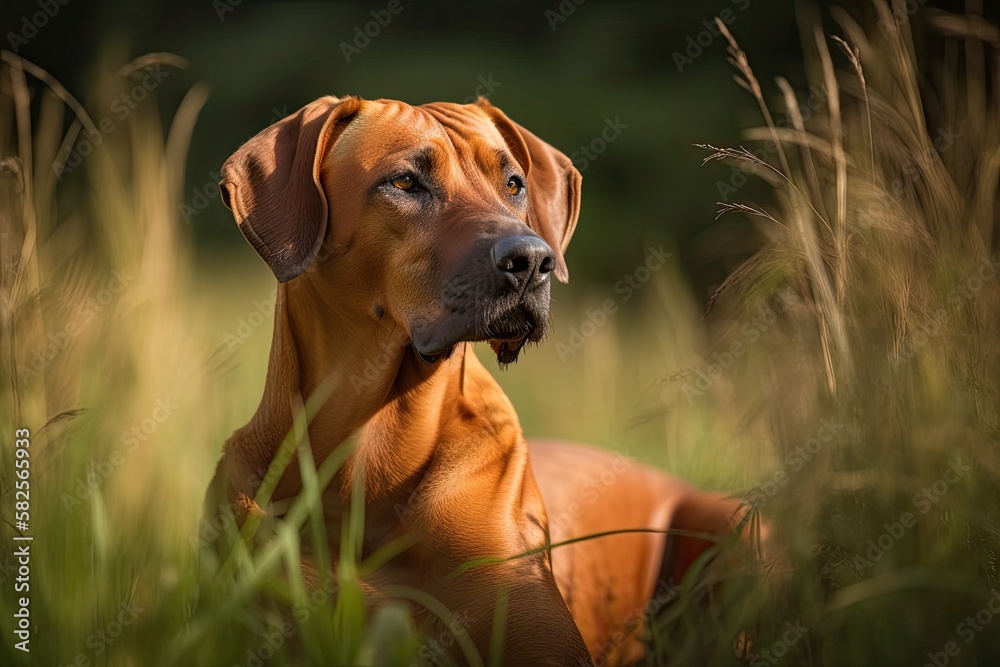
489 335 531 366
413 306 545 367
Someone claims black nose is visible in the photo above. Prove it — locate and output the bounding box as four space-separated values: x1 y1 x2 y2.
491 235 555 289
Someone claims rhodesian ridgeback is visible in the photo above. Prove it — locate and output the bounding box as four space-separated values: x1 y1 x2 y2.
206 95 748 666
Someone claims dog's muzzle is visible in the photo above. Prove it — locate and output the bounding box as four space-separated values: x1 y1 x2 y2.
412 233 555 366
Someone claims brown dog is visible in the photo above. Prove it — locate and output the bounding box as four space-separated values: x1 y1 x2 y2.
206 95 747 666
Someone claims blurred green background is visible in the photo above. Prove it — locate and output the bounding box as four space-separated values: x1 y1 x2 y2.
11 0 977 293
4 2 1000 665
8 0 986 471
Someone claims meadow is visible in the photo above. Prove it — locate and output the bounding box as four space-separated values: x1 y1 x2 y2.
2 2 1000 665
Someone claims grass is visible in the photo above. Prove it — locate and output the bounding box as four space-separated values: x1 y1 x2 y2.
1 1 999 664
644 3 1000 665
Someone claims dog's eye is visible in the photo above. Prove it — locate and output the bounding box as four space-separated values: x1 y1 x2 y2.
392 174 417 191
506 176 524 196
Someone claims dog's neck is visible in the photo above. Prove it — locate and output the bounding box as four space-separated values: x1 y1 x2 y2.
235 277 492 504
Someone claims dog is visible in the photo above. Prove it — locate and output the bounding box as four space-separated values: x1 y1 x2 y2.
205 95 748 666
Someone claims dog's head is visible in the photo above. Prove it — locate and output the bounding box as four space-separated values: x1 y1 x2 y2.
219 96 581 366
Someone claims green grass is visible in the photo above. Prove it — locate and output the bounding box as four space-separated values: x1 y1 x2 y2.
643 7 1000 665
2 2 1000 665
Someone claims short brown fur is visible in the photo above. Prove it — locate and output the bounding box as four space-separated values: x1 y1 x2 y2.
207 95 746 666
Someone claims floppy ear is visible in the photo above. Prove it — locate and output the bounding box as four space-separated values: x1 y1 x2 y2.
219 96 360 282
477 100 582 283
